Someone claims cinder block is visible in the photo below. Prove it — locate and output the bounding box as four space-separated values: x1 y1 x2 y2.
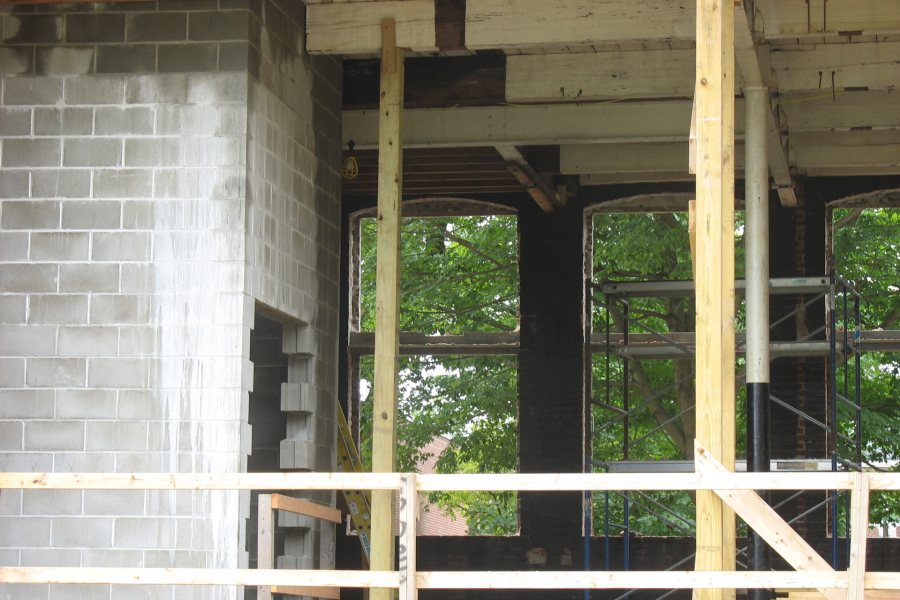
219 41 250 72
158 42 217 73
47 584 110 600
87 357 148 388
32 169 91 198
0 232 29 260
25 357 86 388
0 46 34 76
279 438 317 470
61 200 122 229
123 137 180 167
89 294 150 324
58 263 120 293
94 106 153 135
29 232 90 261
82 548 143 567
126 13 187 42
124 74 189 104
63 138 122 167
56 389 116 418
1 139 61 168
96 45 158 76
92 169 152 199
0 389 54 419
3 15 63 44
0 516 51 546
0 295 26 324
121 200 153 229
0 357 24 387
0 108 31 136
91 231 151 261
0 169 28 199
51 517 113 548
277 511 316 530
65 76 125 105
66 13 125 43
1 200 59 229
22 490 82 516
20 548 80 567
33 107 93 136
117 326 158 357
113 517 175 549
0 421 23 450
0 325 56 357
2 76 62 106
280 382 316 413
35 46 95 76
281 324 314 355
85 421 148 452
188 11 249 41
28 294 88 325
0 264 59 293
24 420 84 451
57 326 118 357
53 451 113 473
84 489 144 516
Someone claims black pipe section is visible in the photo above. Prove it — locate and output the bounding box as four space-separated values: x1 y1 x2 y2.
747 382 771 600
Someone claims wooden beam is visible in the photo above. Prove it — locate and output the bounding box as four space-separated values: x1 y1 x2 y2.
344 100 700 149
772 42 900 93
348 331 519 355
371 18 404 600
271 586 341 599
693 0 736 598
271 493 343 524
756 0 900 41
734 0 797 207
506 50 697 102
695 444 843 600
257 494 274 600
847 473 871 600
494 145 561 212
306 0 436 55
465 0 694 51
399 474 418 600
782 90 900 131
792 129 900 175
0 567 398 588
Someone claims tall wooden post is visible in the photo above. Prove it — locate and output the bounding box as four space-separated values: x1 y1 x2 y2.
694 0 736 599
371 18 403 600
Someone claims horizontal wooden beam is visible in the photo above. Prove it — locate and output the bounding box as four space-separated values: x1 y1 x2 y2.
756 0 900 40
271 494 342 524
782 90 900 131
495 145 561 211
348 331 519 355
465 0 694 51
773 42 900 93
506 50 697 102
344 100 704 148
306 0 436 54
792 129 900 175
3 471 898 492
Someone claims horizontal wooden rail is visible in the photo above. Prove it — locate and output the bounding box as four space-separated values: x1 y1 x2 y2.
270 493 343 524
3 471 898 492
3 568 899 591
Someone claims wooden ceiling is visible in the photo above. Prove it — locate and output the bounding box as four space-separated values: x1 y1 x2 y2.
318 0 900 203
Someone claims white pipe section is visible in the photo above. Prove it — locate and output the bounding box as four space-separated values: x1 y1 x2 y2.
744 87 770 383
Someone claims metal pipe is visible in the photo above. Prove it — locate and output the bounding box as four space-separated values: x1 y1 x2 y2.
744 86 771 600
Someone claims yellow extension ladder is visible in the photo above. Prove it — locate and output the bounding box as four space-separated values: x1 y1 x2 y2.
336 404 372 563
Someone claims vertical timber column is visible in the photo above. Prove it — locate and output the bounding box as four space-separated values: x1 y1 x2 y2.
372 18 404 600
694 0 736 599
744 86 772 600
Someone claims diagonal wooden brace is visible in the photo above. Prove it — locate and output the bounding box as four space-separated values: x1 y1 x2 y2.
694 441 843 600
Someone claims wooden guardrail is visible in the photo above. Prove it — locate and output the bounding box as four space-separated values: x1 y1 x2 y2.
1 448 899 600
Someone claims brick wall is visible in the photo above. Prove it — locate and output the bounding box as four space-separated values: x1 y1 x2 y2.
0 1 342 599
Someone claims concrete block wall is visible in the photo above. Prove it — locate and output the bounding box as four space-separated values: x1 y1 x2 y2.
0 0 343 598
243 0 342 576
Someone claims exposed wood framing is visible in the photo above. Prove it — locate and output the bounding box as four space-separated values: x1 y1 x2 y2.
772 42 900 92
344 100 704 148
306 0 436 54
465 0 694 51
494 145 561 211
270 493 343 524
735 0 797 207
695 444 842 600
371 18 404 600
257 494 274 600
506 50 697 102
781 90 900 130
349 331 519 355
847 473 871 600
755 0 900 40
693 0 736 598
792 130 900 175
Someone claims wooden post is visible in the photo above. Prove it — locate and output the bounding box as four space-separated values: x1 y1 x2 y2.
257 494 274 600
847 473 870 600
693 0 736 598
371 17 404 600
398 474 418 600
